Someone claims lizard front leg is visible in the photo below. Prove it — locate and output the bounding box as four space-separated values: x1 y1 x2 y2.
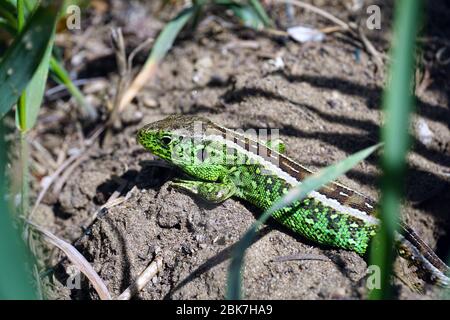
170 179 237 203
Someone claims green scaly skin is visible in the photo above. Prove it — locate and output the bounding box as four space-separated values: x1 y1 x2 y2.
137 115 450 286
137 115 376 254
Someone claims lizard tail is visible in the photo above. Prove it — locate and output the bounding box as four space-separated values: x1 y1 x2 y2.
395 230 450 288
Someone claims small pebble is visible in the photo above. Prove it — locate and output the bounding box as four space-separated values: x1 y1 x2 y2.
416 118 434 146
141 95 159 108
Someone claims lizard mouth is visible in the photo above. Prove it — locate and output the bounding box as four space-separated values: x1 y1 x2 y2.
136 127 149 146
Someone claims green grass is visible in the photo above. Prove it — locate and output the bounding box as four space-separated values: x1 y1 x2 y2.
226 0 423 300
369 0 422 300
120 0 271 108
0 0 63 299
0 1 61 118
144 0 272 66
49 56 97 120
0 0 431 300
0 0 97 121
0 122 36 300
0 0 272 300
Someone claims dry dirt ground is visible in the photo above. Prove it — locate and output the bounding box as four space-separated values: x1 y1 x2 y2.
28 0 450 299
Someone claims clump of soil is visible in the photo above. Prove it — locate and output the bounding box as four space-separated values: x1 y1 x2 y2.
31 0 450 299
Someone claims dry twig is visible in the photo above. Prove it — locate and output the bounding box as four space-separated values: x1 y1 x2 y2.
28 221 112 300
117 256 163 300
275 0 350 30
80 181 132 235
108 28 129 129
28 125 105 221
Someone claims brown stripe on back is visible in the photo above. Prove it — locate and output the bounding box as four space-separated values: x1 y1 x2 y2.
205 121 227 139
320 181 378 217
278 154 378 217
206 119 449 276
208 121 378 217
212 124 276 164
399 221 449 274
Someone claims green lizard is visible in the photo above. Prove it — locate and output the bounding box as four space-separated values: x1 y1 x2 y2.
137 114 449 287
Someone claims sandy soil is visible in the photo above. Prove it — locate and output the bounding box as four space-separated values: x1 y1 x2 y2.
27 0 450 299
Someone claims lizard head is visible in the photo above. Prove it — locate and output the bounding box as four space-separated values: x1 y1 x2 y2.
136 115 214 164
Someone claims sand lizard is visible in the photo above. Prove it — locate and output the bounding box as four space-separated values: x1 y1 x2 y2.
137 115 450 288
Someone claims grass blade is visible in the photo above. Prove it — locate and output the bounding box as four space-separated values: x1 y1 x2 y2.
143 6 197 66
229 4 264 30
28 221 112 300
227 143 381 299
17 0 25 30
0 123 36 300
0 0 62 119
215 0 265 30
16 35 54 131
0 0 17 27
50 56 98 120
248 0 273 27
0 19 16 35
369 0 422 300
0 1 95 121
119 6 196 110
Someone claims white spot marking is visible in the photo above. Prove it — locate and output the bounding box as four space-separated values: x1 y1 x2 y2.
284 163 299 173
365 203 374 209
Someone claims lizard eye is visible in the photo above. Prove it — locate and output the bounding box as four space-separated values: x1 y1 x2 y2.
161 136 172 145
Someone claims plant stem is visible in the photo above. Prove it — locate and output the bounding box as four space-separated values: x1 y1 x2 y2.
249 0 273 27
0 122 36 300
17 0 25 30
369 0 421 300
50 56 97 120
19 132 29 218
16 0 29 219
17 0 26 129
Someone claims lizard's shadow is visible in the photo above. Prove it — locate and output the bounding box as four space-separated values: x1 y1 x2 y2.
163 198 359 299
99 161 363 297
94 160 445 298
91 160 175 298
240 201 360 279
96 160 175 200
